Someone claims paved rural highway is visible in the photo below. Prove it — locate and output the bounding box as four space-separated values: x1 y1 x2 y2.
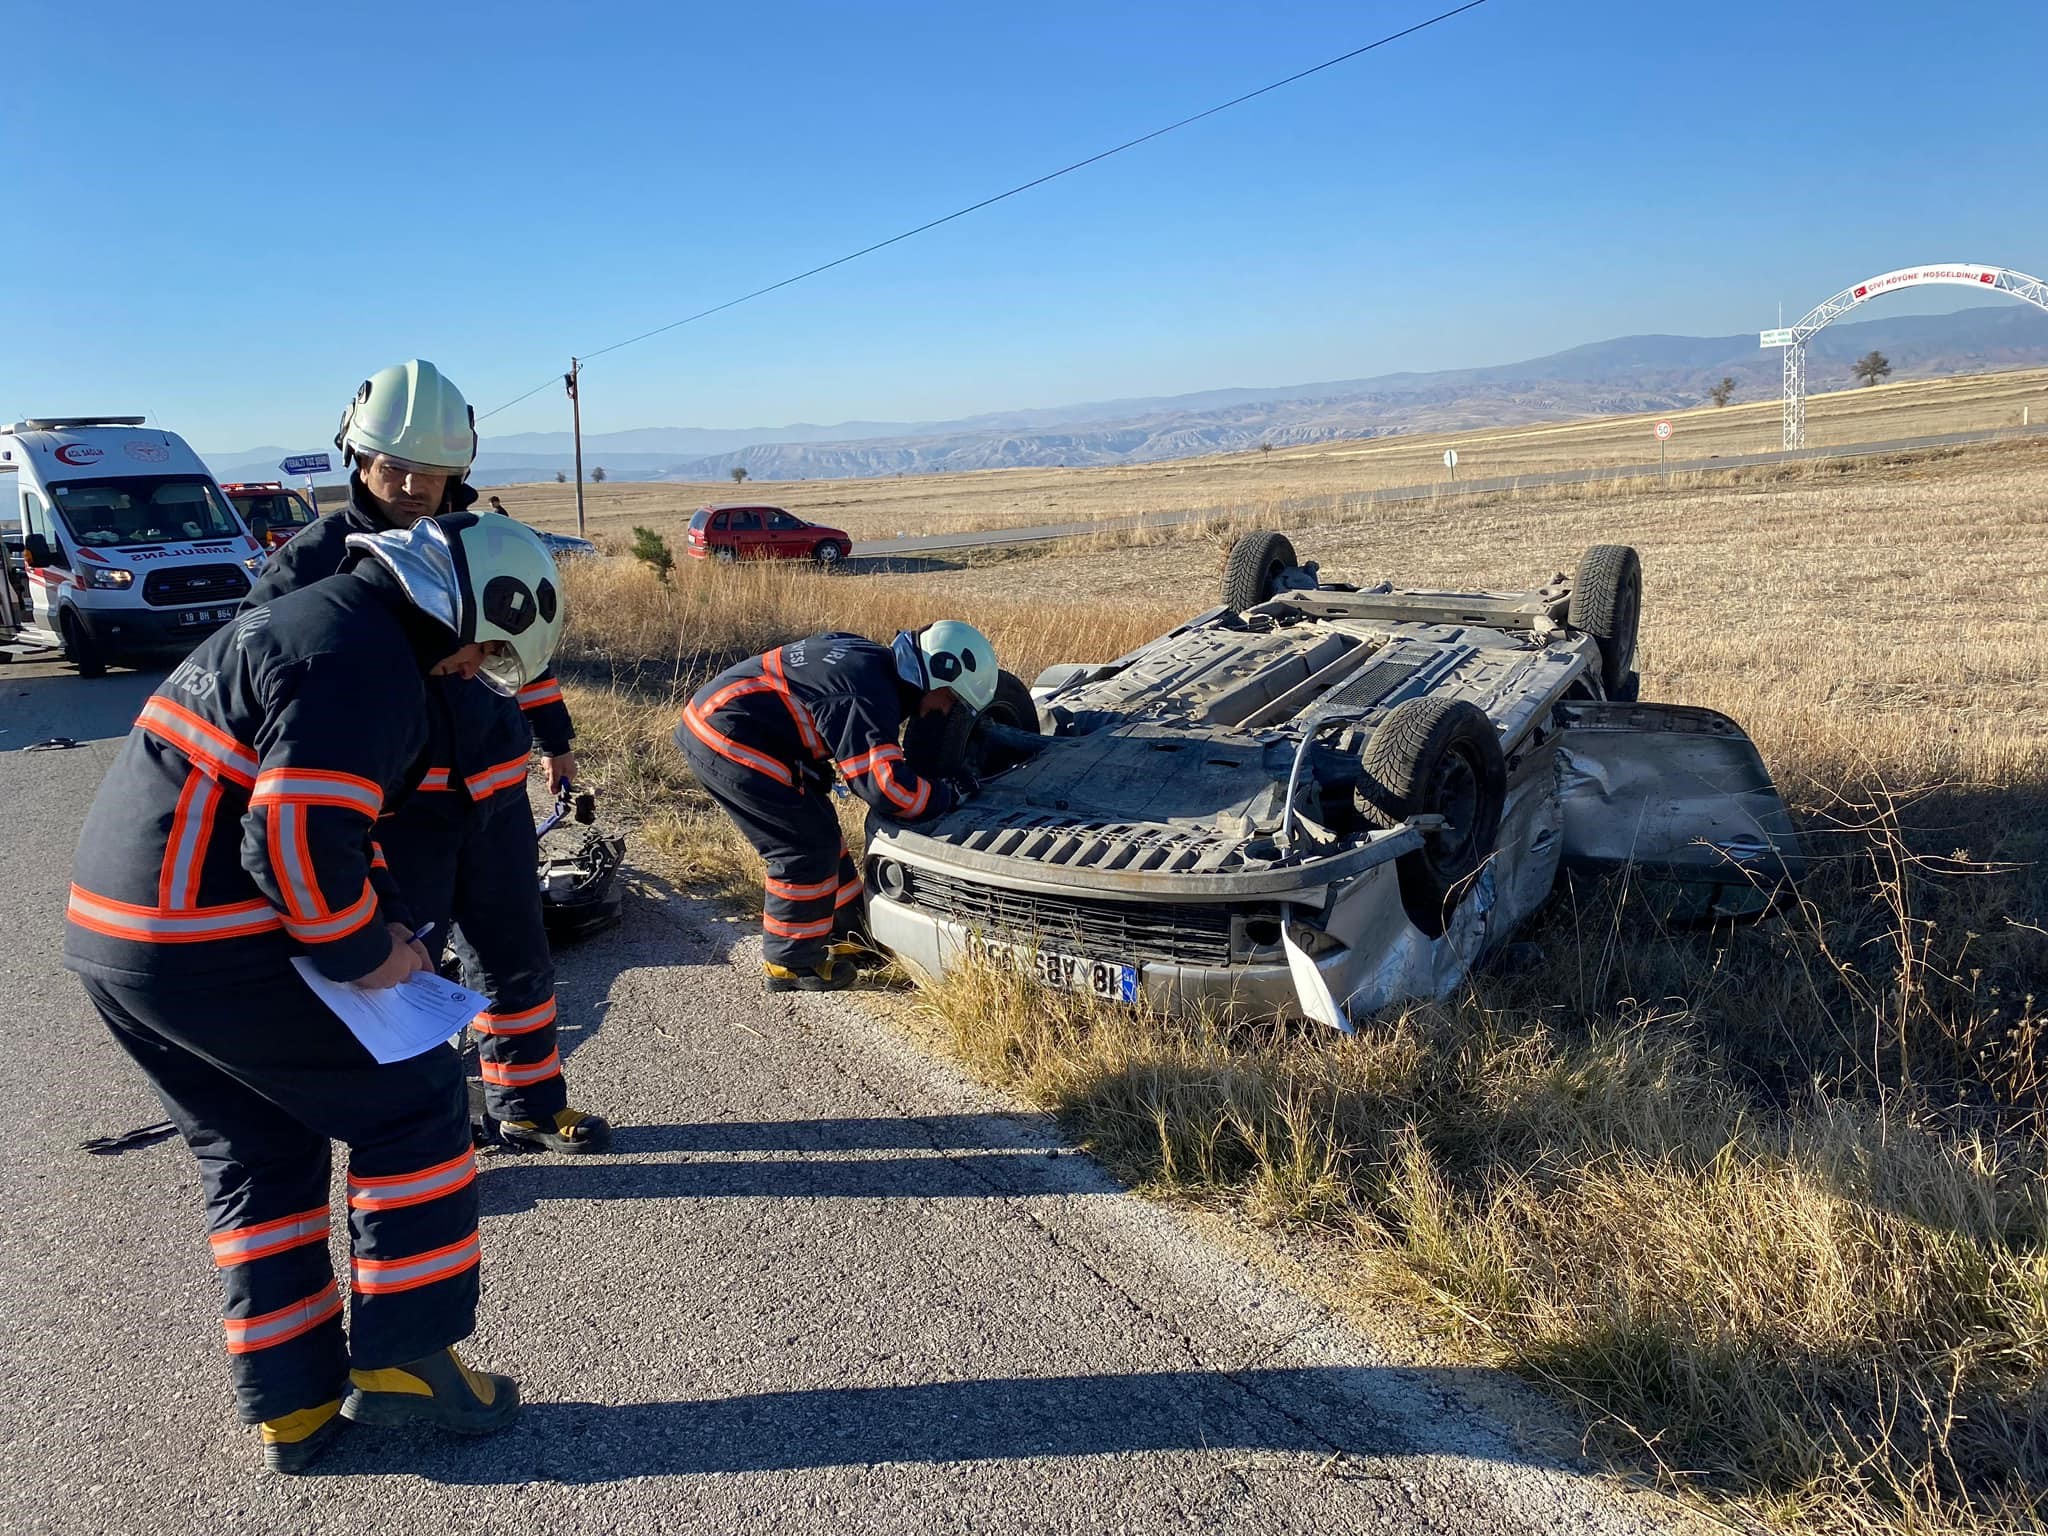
860 422 2048 559
0 659 1703 1535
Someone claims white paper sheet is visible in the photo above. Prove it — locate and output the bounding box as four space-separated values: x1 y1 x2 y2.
291 960 492 1064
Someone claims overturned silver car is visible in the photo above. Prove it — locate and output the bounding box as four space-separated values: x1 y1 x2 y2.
864 535 1804 1028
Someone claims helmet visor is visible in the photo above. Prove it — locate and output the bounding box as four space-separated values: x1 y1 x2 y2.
477 644 527 697
356 447 468 480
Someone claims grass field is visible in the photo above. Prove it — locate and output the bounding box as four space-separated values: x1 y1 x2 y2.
550 423 2048 1534
485 366 2048 550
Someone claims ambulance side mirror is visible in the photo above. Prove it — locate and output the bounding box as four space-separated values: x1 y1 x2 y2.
22 534 51 569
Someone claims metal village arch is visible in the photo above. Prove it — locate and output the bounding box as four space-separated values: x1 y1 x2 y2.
1760 264 2048 449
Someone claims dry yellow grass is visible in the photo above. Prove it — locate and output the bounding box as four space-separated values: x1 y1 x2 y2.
497 367 2048 548
553 432 2048 1535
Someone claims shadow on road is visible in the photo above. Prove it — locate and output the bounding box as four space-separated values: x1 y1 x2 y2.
0 664 164 750
602 1114 1056 1156
324 1367 1541 1484
480 1148 1100 1211
840 554 964 576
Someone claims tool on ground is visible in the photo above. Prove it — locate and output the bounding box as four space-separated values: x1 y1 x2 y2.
535 781 625 943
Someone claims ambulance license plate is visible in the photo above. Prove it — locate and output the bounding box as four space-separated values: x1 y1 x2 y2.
963 933 1138 1003
179 607 233 625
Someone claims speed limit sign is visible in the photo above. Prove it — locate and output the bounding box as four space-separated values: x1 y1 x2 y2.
1654 420 1673 440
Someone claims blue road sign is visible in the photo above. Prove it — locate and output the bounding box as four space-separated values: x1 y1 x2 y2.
280 453 331 476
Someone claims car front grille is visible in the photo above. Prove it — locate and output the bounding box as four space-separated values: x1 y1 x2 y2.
892 864 1242 967
141 564 251 607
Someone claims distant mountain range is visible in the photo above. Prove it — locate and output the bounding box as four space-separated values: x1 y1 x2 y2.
204 304 2048 487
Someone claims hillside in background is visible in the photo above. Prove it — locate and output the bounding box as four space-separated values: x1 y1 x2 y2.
205 304 2048 486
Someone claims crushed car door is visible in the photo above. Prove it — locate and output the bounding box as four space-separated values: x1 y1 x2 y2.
1555 701 1805 920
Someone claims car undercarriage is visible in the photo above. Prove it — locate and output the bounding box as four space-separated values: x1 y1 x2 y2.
866 537 1804 1027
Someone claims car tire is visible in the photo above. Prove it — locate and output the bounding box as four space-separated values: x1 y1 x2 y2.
1220 531 1297 612
1357 697 1507 938
912 669 1042 782
1569 544 1642 698
61 609 108 678
814 540 847 568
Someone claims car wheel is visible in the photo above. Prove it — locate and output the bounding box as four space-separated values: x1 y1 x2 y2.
60 609 108 678
814 540 847 568
1220 531 1298 613
1569 544 1642 698
1356 697 1507 937
909 669 1042 783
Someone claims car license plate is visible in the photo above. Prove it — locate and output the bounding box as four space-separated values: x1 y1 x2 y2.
179 607 231 625
963 933 1138 1003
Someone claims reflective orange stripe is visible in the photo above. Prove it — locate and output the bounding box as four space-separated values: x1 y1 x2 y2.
136 697 259 786
351 1232 481 1295
67 884 282 943
464 755 531 801
763 911 835 940
278 880 378 944
472 998 556 1036
223 1282 342 1353
158 769 222 912
371 842 389 870
347 1149 478 1212
872 756 931 817
251 768 383 819
835 879 863 909
682 704 794 786
762 648 826 757
268 803 325 920
209 1206 328 1268
478 1050 561 1088
764 872 839 901
837 743 902 777
418 767 454 792
517 680 564 710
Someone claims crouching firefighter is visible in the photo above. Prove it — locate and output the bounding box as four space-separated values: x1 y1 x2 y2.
677 623 998 993
245 359 610 1155
64 513 567 1473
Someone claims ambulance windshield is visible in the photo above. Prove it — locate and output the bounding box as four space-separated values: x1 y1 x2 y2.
51 476 243 548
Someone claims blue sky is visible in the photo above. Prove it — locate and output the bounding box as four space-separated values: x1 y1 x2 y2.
1 0 2041 451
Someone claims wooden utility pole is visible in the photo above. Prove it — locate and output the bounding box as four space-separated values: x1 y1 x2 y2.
565 357 587 538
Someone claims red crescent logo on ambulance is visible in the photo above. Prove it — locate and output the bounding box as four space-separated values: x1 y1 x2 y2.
55 443 104 466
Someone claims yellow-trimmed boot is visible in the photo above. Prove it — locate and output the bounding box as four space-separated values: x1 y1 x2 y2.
764 955 856 994
499 1106 613 1155
260 1397 347 1474
342 1348 521 1435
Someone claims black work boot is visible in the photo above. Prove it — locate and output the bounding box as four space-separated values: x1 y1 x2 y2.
342 1348 521 1435
498 1106 613 1155
763 955 856 993
260 1398 348 1474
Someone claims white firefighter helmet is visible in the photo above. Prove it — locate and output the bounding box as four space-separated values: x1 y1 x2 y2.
346 512 565 695
893 620 998 712
335 359 477 474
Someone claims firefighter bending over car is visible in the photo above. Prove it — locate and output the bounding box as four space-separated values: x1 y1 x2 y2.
64 513 566 1472
678 623 997 993
244 361 609 1155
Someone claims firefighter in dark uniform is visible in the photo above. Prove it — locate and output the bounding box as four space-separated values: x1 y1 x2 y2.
678 622 998 992
65 513 567 1472
245 360 609 1155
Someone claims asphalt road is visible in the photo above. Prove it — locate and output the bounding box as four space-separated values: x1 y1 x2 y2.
858 422 2048 558
0 661 1702 1535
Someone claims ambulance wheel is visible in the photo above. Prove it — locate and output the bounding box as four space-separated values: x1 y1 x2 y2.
61 611 108 678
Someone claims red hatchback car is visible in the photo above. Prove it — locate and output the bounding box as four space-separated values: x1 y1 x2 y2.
687 505 852 567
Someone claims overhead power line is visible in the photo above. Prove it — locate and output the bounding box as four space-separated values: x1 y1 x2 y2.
477 0 1493 421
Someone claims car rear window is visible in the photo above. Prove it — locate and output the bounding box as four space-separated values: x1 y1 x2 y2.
689 509 710 530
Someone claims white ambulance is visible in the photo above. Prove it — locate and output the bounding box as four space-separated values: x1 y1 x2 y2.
0 417 264 675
